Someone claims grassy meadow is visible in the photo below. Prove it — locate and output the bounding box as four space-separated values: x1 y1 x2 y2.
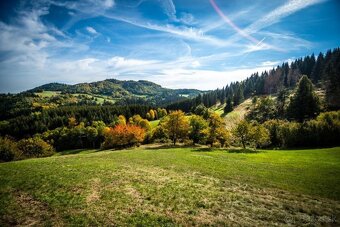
1 146 339 226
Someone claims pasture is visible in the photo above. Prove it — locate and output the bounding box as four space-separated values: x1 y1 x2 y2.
0 146 339 226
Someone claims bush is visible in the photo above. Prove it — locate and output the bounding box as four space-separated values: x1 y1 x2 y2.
264 120 283 147
17 137 55 159
251 123 270 148
232 120 270 148
152 125 169 143
263 111 340 148
101 124 145 149
0 137 19 162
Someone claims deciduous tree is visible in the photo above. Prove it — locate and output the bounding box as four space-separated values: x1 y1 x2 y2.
163 110 189 145
189 115 209 145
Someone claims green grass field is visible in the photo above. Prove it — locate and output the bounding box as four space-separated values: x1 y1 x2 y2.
1 147 339 226
34 91 61 97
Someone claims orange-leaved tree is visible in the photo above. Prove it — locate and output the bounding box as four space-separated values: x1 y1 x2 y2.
101 124 145 149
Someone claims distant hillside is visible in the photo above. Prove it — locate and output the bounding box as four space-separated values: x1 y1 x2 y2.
27 79 203 106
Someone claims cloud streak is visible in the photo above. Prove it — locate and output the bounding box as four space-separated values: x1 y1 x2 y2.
243 0 325 35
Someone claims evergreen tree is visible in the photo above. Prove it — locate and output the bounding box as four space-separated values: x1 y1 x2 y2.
224 96 233 114
311 52 324 83
233 85 244 106
287 75 320 122
325 60 340 110
277 89 288 118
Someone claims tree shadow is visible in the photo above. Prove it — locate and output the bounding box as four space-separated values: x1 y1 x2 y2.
227 148 261 154
192 147 214 152
145 144 203 150
57 149 99 156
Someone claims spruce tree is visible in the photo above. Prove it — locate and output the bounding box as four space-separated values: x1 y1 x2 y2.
233 85 244 106
224 96 233 114
311 52 324 82
325 61 340 109
287 75 320 122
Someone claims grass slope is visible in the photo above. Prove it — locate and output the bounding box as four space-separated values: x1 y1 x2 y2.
1 147 339 226
211 99 252 129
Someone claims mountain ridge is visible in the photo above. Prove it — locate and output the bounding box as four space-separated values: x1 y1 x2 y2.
26 78 204 106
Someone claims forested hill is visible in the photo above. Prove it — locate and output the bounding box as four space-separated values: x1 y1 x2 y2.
28 79 202 99
168 47 340 112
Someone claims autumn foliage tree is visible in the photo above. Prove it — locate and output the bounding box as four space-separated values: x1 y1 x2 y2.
17 137 55 159
207 113 230 147
233 120 270 149
163 110 189 145
189 115 209 145
101 124 145 149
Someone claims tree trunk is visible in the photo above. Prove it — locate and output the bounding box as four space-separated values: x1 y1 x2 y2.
241 139 246 149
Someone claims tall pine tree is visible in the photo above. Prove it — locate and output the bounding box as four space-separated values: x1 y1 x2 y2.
287 75 320 122
224 96 233 114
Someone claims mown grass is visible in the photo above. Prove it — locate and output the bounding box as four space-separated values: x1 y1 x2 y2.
1 147 339 226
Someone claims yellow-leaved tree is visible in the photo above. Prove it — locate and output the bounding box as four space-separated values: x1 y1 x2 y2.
163 110 189 145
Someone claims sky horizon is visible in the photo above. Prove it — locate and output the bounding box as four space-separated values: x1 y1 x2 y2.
0 0 339 93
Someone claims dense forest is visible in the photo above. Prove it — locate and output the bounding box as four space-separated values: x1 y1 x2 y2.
168 48 340 112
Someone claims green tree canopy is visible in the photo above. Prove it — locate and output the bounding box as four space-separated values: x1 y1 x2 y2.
189 115 209 145
287 75 320 122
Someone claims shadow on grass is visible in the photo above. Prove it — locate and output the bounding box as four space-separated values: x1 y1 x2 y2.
227 148 261 154
145 144 203 150
192 147 214 152
57 149 100 156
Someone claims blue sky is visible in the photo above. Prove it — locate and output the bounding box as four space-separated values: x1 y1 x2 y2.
0 0 339 92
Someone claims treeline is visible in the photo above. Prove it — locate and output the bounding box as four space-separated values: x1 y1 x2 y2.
168 48 340 112
2 106 339 162
0 105 169 138
1 77 339 162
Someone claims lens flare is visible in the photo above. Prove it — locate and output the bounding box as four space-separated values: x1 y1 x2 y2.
209 0 281 51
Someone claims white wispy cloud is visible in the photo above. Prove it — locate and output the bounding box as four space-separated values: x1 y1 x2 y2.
158 0 177 20
107 57 159 69
260 60 281 67
0 7 55 68
51 0 115 12
144 66 276 90
86 26 99 35
51 0 228 47
101 13 230 46
259 31 312 50
243 0 325 35
103 0 115 8
208 0 323 52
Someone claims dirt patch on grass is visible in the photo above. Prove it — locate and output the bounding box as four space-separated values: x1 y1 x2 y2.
86 178 101 204
1 190 62 226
